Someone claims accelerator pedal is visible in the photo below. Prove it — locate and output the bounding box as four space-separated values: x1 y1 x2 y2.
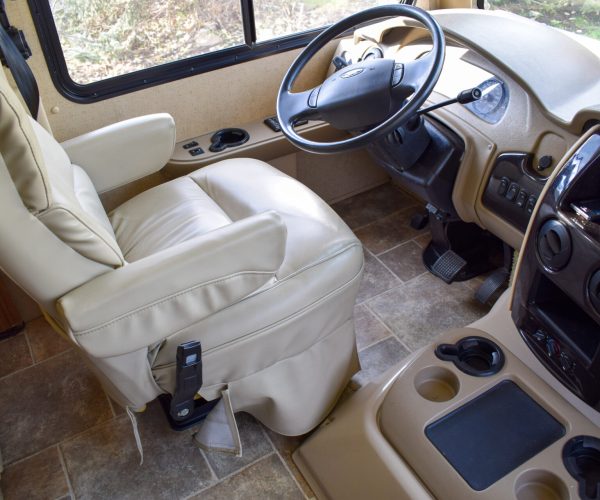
475 267 510 305
431 250 467 284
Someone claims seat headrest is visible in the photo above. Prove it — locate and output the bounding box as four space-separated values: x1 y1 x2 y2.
0 68 50 213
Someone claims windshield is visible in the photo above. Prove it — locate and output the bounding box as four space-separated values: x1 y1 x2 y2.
485 0 600 41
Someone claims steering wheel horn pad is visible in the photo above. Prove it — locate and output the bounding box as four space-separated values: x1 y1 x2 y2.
317 58 395 130
276 5 445 154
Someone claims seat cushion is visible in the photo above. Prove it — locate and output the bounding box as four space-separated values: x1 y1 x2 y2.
110 176 231 262
190 158 357 278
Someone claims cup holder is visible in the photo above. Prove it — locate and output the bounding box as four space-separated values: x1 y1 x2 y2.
563 435 600 500
435 336 504 377
514 470 568 500
209 128 249 153
414 366 460 402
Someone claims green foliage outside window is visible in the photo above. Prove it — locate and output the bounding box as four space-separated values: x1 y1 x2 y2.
486 0 600 40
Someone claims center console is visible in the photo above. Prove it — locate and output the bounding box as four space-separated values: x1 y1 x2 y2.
293 129 600 500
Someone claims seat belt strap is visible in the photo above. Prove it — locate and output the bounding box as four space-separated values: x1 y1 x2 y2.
0 1 38 119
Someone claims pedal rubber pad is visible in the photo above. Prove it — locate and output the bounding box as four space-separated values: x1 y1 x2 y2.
431 250 467 284
475 268 510 305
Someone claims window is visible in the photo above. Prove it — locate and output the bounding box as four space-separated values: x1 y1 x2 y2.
483 0 600 41
28 0 397 101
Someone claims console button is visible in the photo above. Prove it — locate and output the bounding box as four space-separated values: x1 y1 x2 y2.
533 330 547 342
263 117 281 132
497 177 510 196
183 140 199 149
526 195 537 215
546 337 559 358
560 352 573 372
516 190 528 208
505 182 520 202
189 147 204 156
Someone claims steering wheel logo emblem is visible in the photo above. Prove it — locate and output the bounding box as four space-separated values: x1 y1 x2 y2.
340 68 364 79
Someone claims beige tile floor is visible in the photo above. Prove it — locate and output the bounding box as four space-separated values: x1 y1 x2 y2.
0 183 490 499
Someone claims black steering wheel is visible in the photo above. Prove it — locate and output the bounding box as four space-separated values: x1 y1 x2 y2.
276 5 445 154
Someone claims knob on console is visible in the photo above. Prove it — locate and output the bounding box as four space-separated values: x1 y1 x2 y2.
537 219 572 271
588 270 600 314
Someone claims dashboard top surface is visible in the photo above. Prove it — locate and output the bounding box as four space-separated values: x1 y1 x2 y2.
354 9 600 132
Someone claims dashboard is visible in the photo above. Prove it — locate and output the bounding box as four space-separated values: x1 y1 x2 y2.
329 9 600 250
339 43 510 125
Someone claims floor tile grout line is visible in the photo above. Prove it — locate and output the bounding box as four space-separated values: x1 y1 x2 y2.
374 237 424 259
1 412 123 469
357 335 406 355
0 441 63 469
355 279 406 307
373 246 429 286
355 304 395 353
358 303 395 345
22 328 36 365
57 444 76 500
184 452 278 499
357 333 393 354
356 257 431 309
0 347 74 383
260 426 312 500
412 233 431 249
402 270 429 286
104 391 117 419
198 448 219 482
364 302 415 355
369 249 406 284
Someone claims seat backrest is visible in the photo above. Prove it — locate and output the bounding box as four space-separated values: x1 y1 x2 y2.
0 68 124 317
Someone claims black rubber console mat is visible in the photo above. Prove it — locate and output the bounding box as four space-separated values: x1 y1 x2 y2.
425 380 565 490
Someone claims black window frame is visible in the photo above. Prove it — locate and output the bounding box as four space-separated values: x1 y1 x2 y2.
27 0 335 103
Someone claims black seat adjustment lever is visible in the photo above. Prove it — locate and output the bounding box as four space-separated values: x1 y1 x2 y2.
170 340 203 421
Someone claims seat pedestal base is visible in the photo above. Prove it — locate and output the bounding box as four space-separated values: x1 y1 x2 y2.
158 394 219 431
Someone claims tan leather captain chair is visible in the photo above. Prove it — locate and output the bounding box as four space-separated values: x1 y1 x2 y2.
0 68 363 438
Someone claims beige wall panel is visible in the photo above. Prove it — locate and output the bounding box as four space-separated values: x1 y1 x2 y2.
7 0 335 142
297 149 389 204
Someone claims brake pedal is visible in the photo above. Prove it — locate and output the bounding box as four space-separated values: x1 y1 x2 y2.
475 267 510 305
431 250 467 284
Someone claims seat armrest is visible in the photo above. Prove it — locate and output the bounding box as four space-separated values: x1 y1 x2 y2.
57 211 286 357
61 113 176 193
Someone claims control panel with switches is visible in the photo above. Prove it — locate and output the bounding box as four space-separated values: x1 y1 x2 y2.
512 132 600 409
482 153 545 232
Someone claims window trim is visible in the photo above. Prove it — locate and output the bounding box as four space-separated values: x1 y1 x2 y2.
27 0 328 103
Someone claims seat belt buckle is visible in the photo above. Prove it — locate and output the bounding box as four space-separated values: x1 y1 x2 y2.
170 340 203 421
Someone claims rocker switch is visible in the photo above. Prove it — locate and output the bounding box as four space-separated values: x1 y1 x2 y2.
516 190 528 208
497 177 510 196
505 182 520 202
